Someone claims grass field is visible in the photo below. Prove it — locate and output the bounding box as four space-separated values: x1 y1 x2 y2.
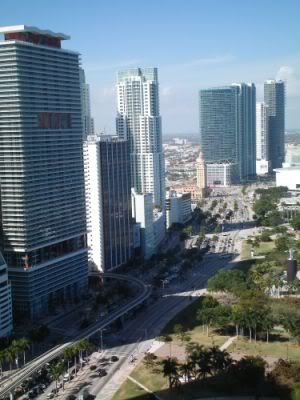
241 240 275 260
162 296 229 347
228 338 300 362
113 376 155 400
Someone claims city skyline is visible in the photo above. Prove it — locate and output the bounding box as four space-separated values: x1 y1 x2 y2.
0 0 299 134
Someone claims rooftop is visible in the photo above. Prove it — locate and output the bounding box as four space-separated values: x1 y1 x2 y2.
0 25 69 40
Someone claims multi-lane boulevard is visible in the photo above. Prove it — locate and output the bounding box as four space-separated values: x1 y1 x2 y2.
0 274 152 399
75 227 251 400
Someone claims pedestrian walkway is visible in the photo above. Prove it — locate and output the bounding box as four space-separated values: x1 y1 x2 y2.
220 335 237 351
128 376 162 400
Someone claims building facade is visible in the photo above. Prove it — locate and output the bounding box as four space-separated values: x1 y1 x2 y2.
116 68 165 208
264 80 285 169
0 25 88 319
199 84 256 185
274 167 300 191
166 191 192 229
80 68 94 139
256 102 270 175
196 151 207 196
285 144 300 167
84 135 132 271
0 253 13 337
131 189 155 259
206 163 238 187
234 83 256 180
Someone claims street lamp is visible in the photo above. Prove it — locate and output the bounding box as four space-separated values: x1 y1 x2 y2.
98 328 106 352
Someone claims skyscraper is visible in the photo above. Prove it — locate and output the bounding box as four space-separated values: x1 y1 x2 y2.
199 86 239 186
199 83 256 186
0 253 13 337
256 102 270 175
116 68 165 208
84 135 132 271
0 25 88 319
234 83 256 180
80 68 94 139
264 80 285 169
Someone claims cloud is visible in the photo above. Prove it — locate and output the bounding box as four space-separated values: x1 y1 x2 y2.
161 86 174 97
276 66 300 97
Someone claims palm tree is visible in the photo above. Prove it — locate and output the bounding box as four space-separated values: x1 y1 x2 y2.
179 362 192 383
186 343 204 379
50 361 65 394
5 347 16 372
161 357 179 388
196 348 211 380
209 346 232 375
17 338 31 366
76 339 91 368
63 346 74 381
0 350 6 377
11 340 21 368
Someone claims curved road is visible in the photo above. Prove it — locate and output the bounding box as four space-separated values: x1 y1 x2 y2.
0 273 151 399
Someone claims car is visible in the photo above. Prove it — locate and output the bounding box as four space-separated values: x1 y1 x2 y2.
63 373 70 382
46 393 54 399
110 356 119 362
89 365 97 371
98 368 107 377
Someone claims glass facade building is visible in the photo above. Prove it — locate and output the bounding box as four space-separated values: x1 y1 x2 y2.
0 25 88 319
199 84 256 184
264 80 285 169
85 135 132 271
0 252 13 337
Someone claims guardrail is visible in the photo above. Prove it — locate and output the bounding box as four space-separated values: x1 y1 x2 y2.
0 272 151 399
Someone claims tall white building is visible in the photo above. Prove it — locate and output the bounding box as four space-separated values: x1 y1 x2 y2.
80 68 94 139
116 68 165 208
256 102 270 175
84 135 132 271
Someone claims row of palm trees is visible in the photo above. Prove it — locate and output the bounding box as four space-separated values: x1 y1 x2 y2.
160 344 233 388
0 338 31 374
63 339 92 379
43 340 93 394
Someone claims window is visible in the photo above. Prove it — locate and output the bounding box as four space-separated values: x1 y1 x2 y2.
38 113 71 129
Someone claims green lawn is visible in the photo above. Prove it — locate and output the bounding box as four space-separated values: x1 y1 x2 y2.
228 338 300 362
162 296 229 348
241 240 275 260
113 375 155 400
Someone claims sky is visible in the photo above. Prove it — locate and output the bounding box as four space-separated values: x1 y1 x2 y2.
1 0 300 134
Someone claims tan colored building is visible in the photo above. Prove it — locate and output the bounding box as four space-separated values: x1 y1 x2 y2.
196 151 206 196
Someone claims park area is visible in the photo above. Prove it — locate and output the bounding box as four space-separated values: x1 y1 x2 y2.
113 289 300 400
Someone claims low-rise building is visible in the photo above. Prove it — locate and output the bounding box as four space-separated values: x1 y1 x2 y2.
131 189 166 259
170 184 202 202
166 191 192 229
274 167 300 191
206 162 238 187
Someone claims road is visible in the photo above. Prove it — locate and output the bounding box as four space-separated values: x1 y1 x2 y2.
73 227 248 400
0 274 151 399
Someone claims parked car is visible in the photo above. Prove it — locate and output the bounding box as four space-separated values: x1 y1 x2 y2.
110 356 119 362
98 369 107 377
